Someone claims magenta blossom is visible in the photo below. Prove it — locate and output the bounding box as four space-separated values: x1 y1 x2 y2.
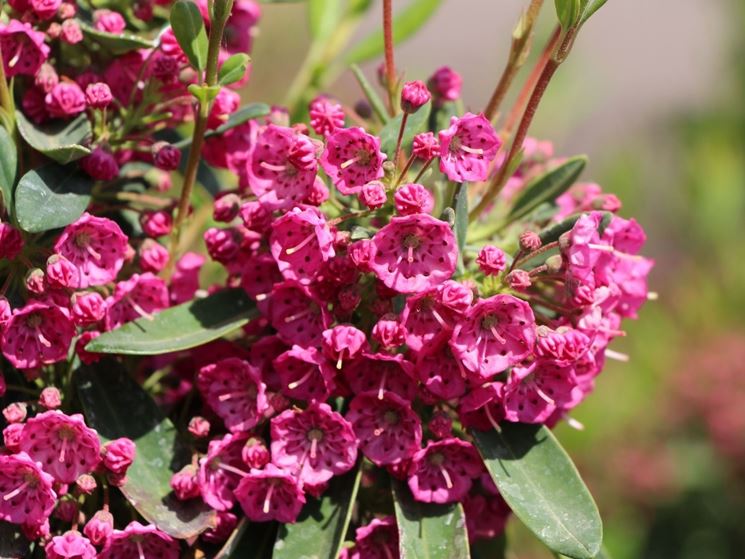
99 522 178 559
270 206 335 284
104 273 169 330
309 96 345 137
503 359 579 423
0 20 50 77
45 82 86 118
428 66 462 102
46 531 96 559
0 452 56 526
439 113 501 183
320 127 386 195
198 432 250 511
408 438 482 503
234 464 305 523
2 303 75 369
394 183 434 216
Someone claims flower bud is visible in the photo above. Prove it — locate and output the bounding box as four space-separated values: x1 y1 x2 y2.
506 269 531 290
140 210 173 238
25 268 46 295
46 254 80 289
39 387 62 409
213 193 241 222
81 148 119 181
519 231 542 251
3 402 27 423
412 132 439 161
76 474 97 495
400 80 431 114
84 510 113 546
427 66 462 103
85 82 112 109
242 437 270 469
476 246 507 276
101 437 136 475
71 292 106 325
3 423 23 452
170 465 200 500
187 416 210 438
394 183 434 216
360 181 387 209
138 239 169 273
153 142 182 171
428 412 453 439
372 314 406 349
545 254 563 273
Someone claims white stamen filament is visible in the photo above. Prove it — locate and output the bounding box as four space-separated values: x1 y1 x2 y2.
439 465 454 490
136 541 146 559
566 416 585 431
288 369 314 390
263 483 275 514
489 325 506 344
285 233 315 256
284 309 311 324
340 156 361 170
460 145 484 155
217 463 249 477
605 349 629 362
310 438 318 460
255 293 269 302
7 43 22 69
127 297 155 321
217 390 250 402
430 308 447 328
407 245 415 263
35 327 52 348
377 370 388 400
373 427 384 437
485 406 502 433
383 546 394 559
336 349 344 370
534 385 555 406
59 437 68 463
260 161 287 173
3 481 29 502
85 244 102 262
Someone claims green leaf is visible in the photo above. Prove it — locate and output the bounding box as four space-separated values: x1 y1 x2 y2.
218 53 251 86
75 361 215 539
14 163 92 233
350 64 389 124
274 463 362 559
77 19 156 53
473 425 603 559
216 520 279 559
392 479 470 559
580 0 608 24
347 0 442 64
508 156 587 223
537 210 612 245
0 126 17 216
555 0 581 29
87 288 258 355
16 111 91 164
170 0 209 71
209 103 272 137
379 102 431 159
309 0 343 40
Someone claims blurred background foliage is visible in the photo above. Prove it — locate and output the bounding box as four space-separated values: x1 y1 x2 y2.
233 1 745 557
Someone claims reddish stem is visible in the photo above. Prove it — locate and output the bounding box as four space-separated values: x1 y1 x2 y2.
383 0 397 115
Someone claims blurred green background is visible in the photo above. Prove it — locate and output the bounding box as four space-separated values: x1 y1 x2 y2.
241 1 745 557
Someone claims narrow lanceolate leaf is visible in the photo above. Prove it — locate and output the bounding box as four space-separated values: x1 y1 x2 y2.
87 288 257 355
0 126 17 215
580 0 608 24
350 64 389 124
218 53 251 86
454 183 468 255
16 111 91 164
555 0 582 29
346 0 442 64
14 163 92 233
537 210 612 245
473 425 603 559
75 361 215 539
170 0 209 71
507 156 587 223
175 103 272 148
308 0 343 40
392 479 470 559
380 102 432 159
77 20 156 53
274 464 362 559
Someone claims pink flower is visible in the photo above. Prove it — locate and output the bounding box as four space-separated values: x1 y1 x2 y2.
274 345 335 402
0 223 23 259
140 210 173 238
45 82 86 118
344 352 417 402
309 96 345 137
19 411 101 483
476 245 507 276
239 200 271 231
428 412 453 439
197 358 268 433
46 254 80 289
104 273 169 330
30 0 62 20
0 452 56 526
99 522 178 559
502 359 579 423
83 510 113 546
0 20 50 77
353 517 399 559
261 281 331 346
55 213 128 287
170 252 204 304
101 437 136 475
359 181 387 209
439 113 501 183
80 148 119 181
234 463 305 523
2 302 75 369
369 214 457 294
321 325 367 369
270 206 335 284
85 82 112 109
520 230 542 251
346 391 422 466
35 63 58 93
93 9 127 33
427 66 462 102
401 80 431 113
247 124 318 209
198 433 249 511
270 402 357 485
416 345 466 400
46 530 96 559
39 387 62 409
394 183 434 216
450 294 536 381
320 127 386 195
408 438 482 503
412 131 439 161
371 315 406 350
463 491 511 543
71 292 106 325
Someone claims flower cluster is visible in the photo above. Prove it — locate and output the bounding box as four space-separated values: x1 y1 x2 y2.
0 0 651 556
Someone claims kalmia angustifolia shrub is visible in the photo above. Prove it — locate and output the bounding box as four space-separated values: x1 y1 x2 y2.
0 0 652 556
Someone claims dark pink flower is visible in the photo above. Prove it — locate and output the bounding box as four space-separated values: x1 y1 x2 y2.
476 245 507 276
309 96 345 137
85 82 112 109
439 113 501 183
197 357 268 433
321 127 386 195
535 326 591 365
502 359 579 423
371 314 406 349
346 391 422 466
213 192 241 222
39 387 62 409
99 521 178 559
270 206 335 284
2 302 75 369
520 230 542 251
344 352 417 402
19 411 101 483
408 438 482 503
35 63 58 93
321 325 367 369
140 210 173 238
3 403 27 424
93 9 127 33
394 183 434 216
427 66 462 103
138 239 169 273
262 281 331 346
198 432 249 511
270 402 357 484
450 294 536 381
224 0 261 54
353 517 399 559
0 20 50 77
80 148 119 181
412 131 439 161
506 269 531 290
208 88 240 129
101 437 136 475
428 412 453 439
46 254 80 289
30 0 61 20
0 223 23 259
416 344 466 400
401 80 431 114
2 424 23 452
242 437 270 468
0 452 56 527
239 200 271 231
153 142 182 171
104 273 169 330
45 82 86 118
247 124 318 209
370 214 457 294
274 345 335 402
83 510 113 546
55 213 128 287
46 530 96 559
463 490 511 543
234 463 305 523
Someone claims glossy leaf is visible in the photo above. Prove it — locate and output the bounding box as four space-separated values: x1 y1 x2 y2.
209 103 272 137
473 425 603 559
170 0 209 71
273 464 362 559
0 126 16 215
216 520 278 559
14 163 92 233
555 0 581 29
87 288 258 355
75 361 215 539
537 211 612 245
380 102 431 159
309 0 343 40
347 0 442 64
508 156 587 222
16 111 91 164
77 20 156 53
580 0 608 23
219 53 251 86
392 479 470 559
